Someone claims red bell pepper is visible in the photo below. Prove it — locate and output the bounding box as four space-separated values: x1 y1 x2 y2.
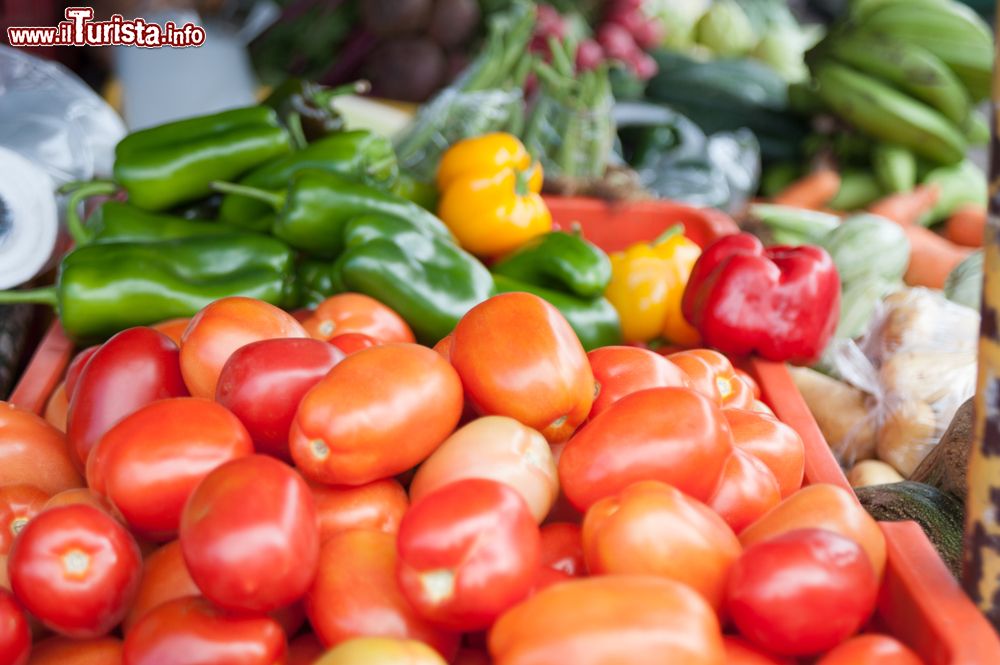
681 233 840 364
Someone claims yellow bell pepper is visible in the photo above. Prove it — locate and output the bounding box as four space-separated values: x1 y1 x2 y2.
604 226 702 345
436 133 552 258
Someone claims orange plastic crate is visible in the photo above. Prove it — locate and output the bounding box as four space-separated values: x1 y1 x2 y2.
8 196 1000 663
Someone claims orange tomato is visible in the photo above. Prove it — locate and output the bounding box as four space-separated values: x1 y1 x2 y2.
27 636 123 665
735 369 761 400
707 450 782 534
723 636 794 665
0 485 49 555
433 335 452 361
489 575 724 665
725 409 804 498
582 480 741 611
740 483 886 580
179 296 307 398
150 317 191 346
44 383 69 433
559 387 733 511
290 344 463 486
586 346 690 419
42 489 112 516
87 398 254 540
306 529 459 658
122 540 199 634
0 402 83 496
312 479 410 542
409 416 558 523
667 349 754 409
450 293 594 443
816 634 924 665
302 293 415 344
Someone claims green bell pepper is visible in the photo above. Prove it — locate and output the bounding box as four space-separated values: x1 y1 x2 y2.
113 106 292 211
299 215 495 345
212 169 452 258
491 230 612 299
0 234 297 342
217 130 399 231
492 274 622 351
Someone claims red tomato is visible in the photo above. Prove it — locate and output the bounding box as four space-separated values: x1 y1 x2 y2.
723 636 793 665
450 293 595 443
586 346 691 418
42 489 112 516
667 349 753 409
149 317 190 346
122 596 286 665
488 576 724 665
67 327 188 468
328 333 379 355
216 338 344 460
63 346 100 400
8 504 141 637
122 540 199 634
582 480 741 612
44 382 69 433
0 486 49 555
725 528 878 657
0 589 29 665
179 296 308 398
539 522 584 577
0 402 83 496
725 409 804 498
181 455 319 613
314 637 448 665
306 529 459 657
528 566 572 595
396 478 540 631
740 483 886 580
312 479 409 542
88 398 253 541
707 450 782 534
303 293 415 343
816 634 924 665
290 344 463 486
409 416 557 523
558 387 733 511
26 635 122 665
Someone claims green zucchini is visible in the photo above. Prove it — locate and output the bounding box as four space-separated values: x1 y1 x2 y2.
644 50 808 162
944 250 983 310
854 480 965 578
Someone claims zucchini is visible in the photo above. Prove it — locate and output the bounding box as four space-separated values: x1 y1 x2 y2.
644 50 808 162
944 251 983 310
854 480 965 578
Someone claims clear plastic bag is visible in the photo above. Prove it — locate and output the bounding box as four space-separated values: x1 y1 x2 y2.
522 87 616 181
822 287 978 475
0 45 126 184
393 87 525 182
0 46 125 288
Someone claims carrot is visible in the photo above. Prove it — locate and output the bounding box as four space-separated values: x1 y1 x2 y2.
867 184 939 226
944 204 987 248
772 169 842 209
902 224 973 289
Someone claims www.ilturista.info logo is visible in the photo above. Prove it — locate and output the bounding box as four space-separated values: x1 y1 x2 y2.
7 7 206 48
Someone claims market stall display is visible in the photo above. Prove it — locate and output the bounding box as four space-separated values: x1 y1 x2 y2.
2 0 1000 661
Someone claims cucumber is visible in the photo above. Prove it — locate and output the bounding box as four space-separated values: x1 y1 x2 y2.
854 480 965 578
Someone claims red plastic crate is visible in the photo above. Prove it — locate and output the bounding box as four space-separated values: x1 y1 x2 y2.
8 196 1000 663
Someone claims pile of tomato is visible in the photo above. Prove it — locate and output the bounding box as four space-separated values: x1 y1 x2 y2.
0 292 925 665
